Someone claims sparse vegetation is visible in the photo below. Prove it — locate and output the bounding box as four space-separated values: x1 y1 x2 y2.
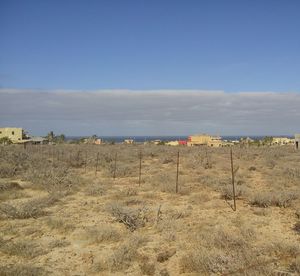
0 144 299 274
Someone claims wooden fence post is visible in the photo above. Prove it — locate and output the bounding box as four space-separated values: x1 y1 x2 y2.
139 150 142 186
176 150 179 193
85 151 87 173
113 152 117 180
95 152 99 175
230 147 236 211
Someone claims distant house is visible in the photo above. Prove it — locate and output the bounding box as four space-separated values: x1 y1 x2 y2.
187 134 223 147
83 137 102 145
271 137 294 146
124 139 134 144
95 138 102 145
240 137 254 144
166 141 179 146
178 140 187 146
0 127 29 143
166 140 187 146
28 136 48 145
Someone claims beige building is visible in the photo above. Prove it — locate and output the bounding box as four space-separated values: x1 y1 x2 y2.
271 137 294 146
0 127 28 143
166 141 179 146
124 139 134 144
187 134 223 147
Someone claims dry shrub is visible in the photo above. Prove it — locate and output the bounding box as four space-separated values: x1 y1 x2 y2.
83 225 121 244
165 208 191 220
24 162 80 193
108 233 147 271
0 163 17 178
155 218 181 242
0 149 29 178
0 182 23 191
106 202 147 231
294 222 300 234
92 233 148 272
0 195 60 219
162 158 174 164
139 261 156 275
179 226 271 275
0 237 46 259
157 248 176 263
150 172 176 193
220 184 246 200
250 191 298 208
48 239 70 249
122 187 138 197
85 182 107 196
106 162 138 178
46 217 75 233
188 192 211 204
0 191 28 202
0 264 46 276
68 150 85 168
291 256 300 273
285 168 300 182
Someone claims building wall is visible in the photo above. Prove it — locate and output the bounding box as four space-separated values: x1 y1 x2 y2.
188 134 222 147
0 127 24 142
166 141 179 146
272 137 294 145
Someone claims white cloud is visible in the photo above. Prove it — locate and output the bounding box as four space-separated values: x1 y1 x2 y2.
0 88 299 136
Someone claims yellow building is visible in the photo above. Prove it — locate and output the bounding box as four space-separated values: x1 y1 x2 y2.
187 134 223 147
0 127 28 143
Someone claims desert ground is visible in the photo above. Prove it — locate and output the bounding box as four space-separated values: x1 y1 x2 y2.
0 144 300 275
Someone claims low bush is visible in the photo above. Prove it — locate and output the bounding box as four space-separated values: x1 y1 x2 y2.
250 191 298 208
108 234 147 271
0 264 46 276
106 203 147 231
0 237 46 259
0 195 60 219
83 225 121 244
46 217 75 233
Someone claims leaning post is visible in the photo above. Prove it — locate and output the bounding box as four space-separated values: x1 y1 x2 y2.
113 152 117 180
176 150 180 193
95 152 99 175
230 147 236 211
138 150 142 186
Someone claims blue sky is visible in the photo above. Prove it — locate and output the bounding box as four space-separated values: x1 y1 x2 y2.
1 0 300 91
1 1 300 136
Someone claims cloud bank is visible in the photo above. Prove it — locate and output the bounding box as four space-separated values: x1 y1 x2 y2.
0 88 299 136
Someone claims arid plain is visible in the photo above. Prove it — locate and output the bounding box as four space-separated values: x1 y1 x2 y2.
0 144 300 275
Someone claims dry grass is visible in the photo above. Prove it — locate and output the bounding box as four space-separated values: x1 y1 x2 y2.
83 225 121 244
0 264 46 276
106 202 148 231
0 237 46 259
0 144 300 275
250 190 298 208
46 217 75 233
0 195 60 219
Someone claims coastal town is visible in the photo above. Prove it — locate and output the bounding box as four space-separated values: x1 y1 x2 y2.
0 127 299 149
